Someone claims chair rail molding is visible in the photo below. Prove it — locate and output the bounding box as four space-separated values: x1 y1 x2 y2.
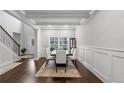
76 46 124 83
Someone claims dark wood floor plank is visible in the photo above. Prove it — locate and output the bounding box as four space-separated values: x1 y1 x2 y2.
0 58 103 83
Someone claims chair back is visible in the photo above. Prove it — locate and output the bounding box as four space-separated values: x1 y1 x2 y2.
71 48 74 54
56 50 66 64
72 48 76 58
46 48 50 58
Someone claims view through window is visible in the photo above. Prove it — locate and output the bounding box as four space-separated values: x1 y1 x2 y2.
49 37 68 51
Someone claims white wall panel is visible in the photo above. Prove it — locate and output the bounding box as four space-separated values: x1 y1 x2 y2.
112 56 124 82
93 51 110 78
76 47 124 82
85 49 93 66
75 10 124 82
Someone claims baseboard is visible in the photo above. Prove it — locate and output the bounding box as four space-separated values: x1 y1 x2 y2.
80 60 110 83
0 57 21 68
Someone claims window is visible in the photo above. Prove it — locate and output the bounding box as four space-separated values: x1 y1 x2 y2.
60 37 68 50
49 37 58 51
49 37 68 51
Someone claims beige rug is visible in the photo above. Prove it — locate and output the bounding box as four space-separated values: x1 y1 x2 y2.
0 62 22 75
20 55 34 58
35 61 81 78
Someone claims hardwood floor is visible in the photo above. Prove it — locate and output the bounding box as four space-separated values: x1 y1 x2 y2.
0 58 103 83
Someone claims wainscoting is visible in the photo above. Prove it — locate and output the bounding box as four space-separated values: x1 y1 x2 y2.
77 47 124 83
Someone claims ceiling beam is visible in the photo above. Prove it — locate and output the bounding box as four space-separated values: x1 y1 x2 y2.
25 13 89 18
35 22 80 25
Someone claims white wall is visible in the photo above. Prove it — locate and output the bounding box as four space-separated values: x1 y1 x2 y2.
0 11 23 37
35 29 43 60
0 10 36 68
76 10 124 82
36 29 75 58
0 10 35 55
76 10 124 49
20 24 35 55
0 42 20 68
0 11 23 68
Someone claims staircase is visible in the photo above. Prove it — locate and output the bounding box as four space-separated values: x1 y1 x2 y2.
0 25 20 55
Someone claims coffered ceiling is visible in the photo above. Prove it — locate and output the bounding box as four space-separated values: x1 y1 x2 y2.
22 10 91 26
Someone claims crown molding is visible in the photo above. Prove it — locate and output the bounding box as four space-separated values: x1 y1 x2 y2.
4 10 36 29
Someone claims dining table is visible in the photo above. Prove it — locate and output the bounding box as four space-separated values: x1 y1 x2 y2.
50 50 78 69
50 50 72 56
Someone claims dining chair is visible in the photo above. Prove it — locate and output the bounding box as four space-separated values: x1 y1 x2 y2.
68 48 77 68
71 48 74 54
45 48 55 67
55 50 67 73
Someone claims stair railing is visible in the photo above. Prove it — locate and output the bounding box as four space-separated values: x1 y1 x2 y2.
0 25 20 55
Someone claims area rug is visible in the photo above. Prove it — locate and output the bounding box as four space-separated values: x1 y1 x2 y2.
20 55 34 58
0 62 22 75
35 61 81 78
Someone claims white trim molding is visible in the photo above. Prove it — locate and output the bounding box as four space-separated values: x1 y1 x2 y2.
76 46 124 83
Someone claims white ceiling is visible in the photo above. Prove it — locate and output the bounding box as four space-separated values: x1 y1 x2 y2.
22 10 92 29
